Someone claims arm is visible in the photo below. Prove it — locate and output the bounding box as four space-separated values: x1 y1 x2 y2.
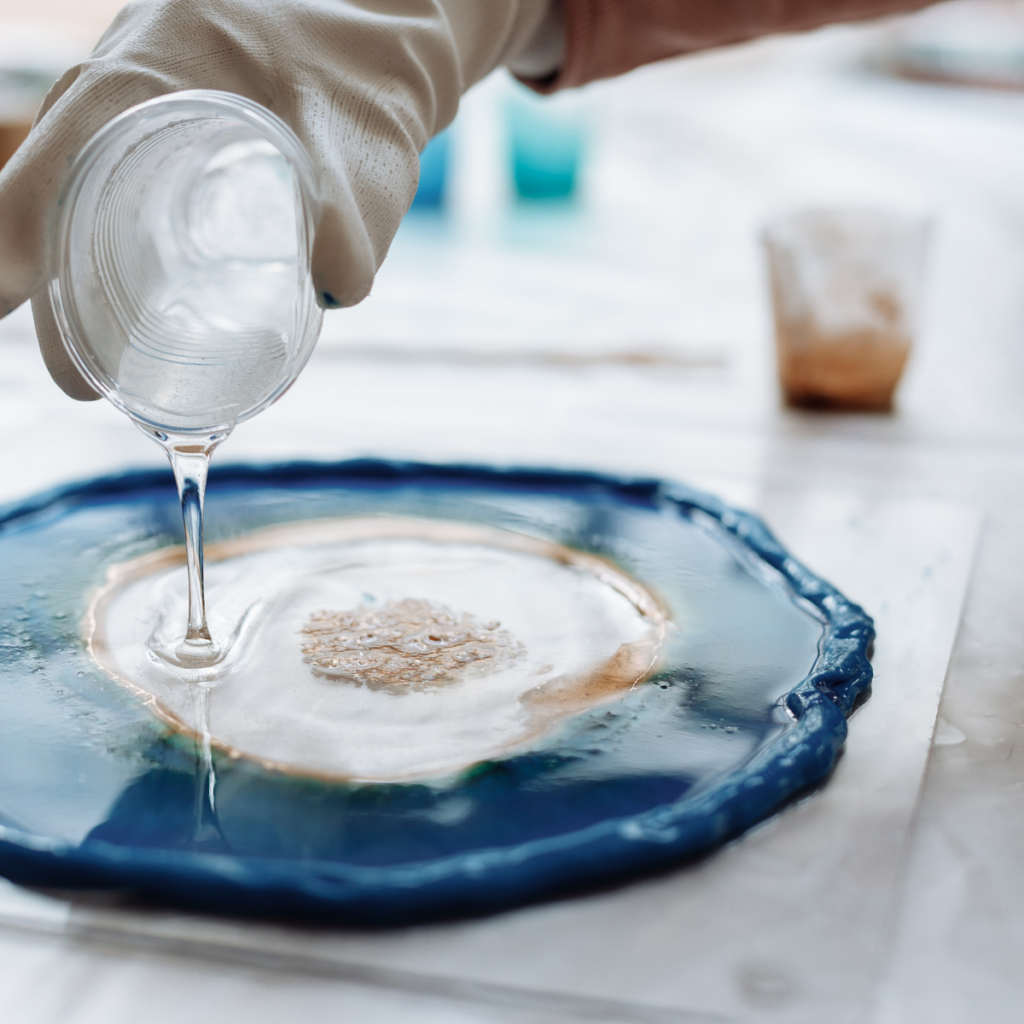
532 0 938 90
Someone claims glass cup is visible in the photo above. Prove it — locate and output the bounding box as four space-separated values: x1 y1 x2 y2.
48 89 323 441
45 90 323 668
763 208 929 411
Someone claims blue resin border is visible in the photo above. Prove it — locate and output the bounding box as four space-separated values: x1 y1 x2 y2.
0 460 874 923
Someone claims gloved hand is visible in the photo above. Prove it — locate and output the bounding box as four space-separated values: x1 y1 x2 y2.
0 0 561 399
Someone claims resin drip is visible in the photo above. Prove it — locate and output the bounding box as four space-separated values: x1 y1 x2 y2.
188 680 226 848
148 433 228 670
156 435 230 845
86 517 670 781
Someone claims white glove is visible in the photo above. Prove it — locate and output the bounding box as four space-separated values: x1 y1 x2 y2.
0 0 562 399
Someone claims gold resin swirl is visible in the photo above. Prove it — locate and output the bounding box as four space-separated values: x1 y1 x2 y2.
300 599 524 689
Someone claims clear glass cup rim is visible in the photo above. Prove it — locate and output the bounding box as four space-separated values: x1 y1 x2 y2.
48 89 322 435
761 205 932 249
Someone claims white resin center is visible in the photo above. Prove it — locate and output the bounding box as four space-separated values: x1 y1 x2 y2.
88 517 666 781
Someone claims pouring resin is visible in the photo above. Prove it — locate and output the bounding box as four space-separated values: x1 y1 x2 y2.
42 91 669 785
45 91 323 669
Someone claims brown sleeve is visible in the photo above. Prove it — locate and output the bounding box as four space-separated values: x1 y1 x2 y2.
535 0 937 90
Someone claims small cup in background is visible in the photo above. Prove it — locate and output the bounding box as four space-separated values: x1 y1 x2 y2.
0 121 29 170
504 81 589 202
763 208 929 411
410 128 452 211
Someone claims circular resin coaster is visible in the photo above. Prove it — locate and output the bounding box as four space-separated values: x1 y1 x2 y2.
0 461 873 923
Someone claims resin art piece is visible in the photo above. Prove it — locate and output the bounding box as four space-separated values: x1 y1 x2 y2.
4 94 874 923
0 460 874 923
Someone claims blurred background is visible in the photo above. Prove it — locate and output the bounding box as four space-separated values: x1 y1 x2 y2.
2 1 1024 454
3 4 1024 1022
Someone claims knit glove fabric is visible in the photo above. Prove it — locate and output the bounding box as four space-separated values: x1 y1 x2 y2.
0 0 555 398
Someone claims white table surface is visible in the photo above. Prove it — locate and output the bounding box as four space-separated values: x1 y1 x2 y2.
1 15 1023 1023
0 481 979 1024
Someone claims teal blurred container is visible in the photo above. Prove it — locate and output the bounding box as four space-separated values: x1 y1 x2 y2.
411 129 451 210
505 83 588 201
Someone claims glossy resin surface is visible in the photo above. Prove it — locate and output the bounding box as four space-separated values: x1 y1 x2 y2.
0 461 873 923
